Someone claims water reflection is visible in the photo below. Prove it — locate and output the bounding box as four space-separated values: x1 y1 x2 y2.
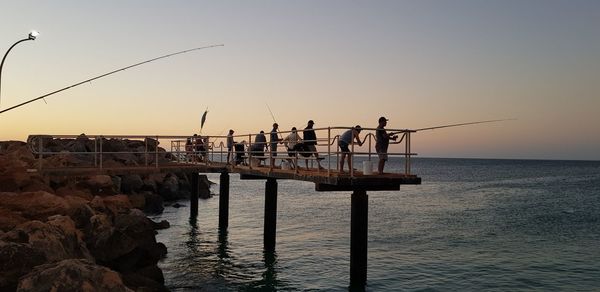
217 229 229 259
240 250 283 291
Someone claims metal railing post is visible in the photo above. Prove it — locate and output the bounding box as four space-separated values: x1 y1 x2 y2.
99 136 103 169
368 133 372 162
350 130 354 178
155 135 159 168
94 137 98 167
145 138 148 166
37 136 43 171
327 127 331 177
248 134 252 169
407 132 411 175
404 132 409 175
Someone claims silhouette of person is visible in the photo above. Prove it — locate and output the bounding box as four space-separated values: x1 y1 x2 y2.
375 116 398 174
338 125 363 173
303 120 323 169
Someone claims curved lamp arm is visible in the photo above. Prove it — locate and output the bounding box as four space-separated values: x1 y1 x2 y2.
0 31 38 106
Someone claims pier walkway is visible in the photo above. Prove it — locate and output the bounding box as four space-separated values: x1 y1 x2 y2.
27 126 422 288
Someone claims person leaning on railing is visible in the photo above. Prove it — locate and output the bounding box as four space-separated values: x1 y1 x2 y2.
338 125 363 173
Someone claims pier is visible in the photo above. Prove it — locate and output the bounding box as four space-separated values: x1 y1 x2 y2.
28 126 421 288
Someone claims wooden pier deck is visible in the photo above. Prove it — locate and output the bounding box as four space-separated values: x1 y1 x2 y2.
38 161 421 191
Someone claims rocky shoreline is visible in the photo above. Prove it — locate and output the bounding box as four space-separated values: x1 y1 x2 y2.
0 138 212 291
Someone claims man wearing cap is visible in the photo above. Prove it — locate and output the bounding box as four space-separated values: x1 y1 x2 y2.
303 120 323 169
376 117 398 175
270 123 282 167
338 125 364 173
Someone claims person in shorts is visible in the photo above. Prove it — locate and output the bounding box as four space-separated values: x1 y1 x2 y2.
375 116 398 174
338 125 363 173
303 120 323 169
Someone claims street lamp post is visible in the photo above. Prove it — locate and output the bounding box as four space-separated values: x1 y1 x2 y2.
0 30 39 106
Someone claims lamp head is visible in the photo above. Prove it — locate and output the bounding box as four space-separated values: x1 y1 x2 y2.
28 30 40 40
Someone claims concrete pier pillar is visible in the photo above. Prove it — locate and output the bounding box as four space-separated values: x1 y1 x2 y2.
350 189 368 288
264 178 278 251
190 172 199 218
219 172 230 231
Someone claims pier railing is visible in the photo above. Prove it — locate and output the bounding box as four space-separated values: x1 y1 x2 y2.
27 126 417 177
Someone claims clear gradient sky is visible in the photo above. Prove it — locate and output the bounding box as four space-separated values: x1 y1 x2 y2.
1 1 599 160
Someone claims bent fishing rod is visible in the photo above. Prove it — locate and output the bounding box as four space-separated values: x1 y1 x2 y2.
0 44 224 115
390 118 516 134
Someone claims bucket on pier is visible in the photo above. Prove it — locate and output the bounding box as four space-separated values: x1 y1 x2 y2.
363 161 373 175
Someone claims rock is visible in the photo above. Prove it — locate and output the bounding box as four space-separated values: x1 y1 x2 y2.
86 215 137 263
140 176 158 193
158 174 179 201
16 259 133 292
0 241 46 291
114 211 156 245
68 203 95 230
55 186 93 201
90 195 133 217
143 192 164 214
121 174 144 194
65 136 91 153
172 203 185 208
152 220 170 230
103 138 128 153
144 138 159 151
0 191 69 221
112 153 139 166
78 175 117 195
0 207 27 232
128 193 146 210
103 195 133 216
1 216 93 263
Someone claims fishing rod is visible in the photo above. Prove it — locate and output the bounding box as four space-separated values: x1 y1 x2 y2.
266 103 283 139
0 44 224 115
389 119 514 134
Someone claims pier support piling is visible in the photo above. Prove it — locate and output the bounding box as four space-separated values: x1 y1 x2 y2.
350 189 368 288
190 172 199 218
219 172 230 231
264 178 278 252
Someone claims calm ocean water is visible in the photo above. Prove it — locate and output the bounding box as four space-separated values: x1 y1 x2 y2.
150 158 600 291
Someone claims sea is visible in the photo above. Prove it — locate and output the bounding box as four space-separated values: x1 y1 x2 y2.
150 157 600 291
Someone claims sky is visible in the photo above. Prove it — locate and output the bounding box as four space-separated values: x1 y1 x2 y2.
1 0 599 160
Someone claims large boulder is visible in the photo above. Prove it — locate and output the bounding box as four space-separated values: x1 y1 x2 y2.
143 192 164 214
16 259 133 292
86 221 137 263
0 241 46 291
0 207 27 232
77 175 118 195
158 174 179 201
0 191 69 221
122 265 168 292
1 216 93 263
121 174 143 194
